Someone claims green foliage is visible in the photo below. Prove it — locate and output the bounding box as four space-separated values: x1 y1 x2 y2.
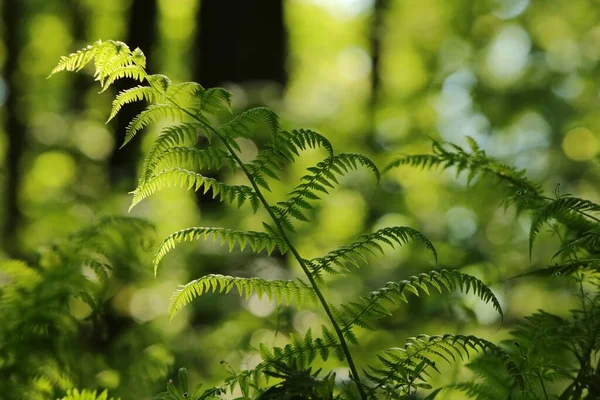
395 139 600 399
59 388 119 400
51 41 566 399
0 217 169 400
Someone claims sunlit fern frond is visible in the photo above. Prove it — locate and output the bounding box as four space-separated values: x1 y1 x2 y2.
310 226 437 275
130 168 260 211
140 122 209 185
50 40 145 79
529 196 600 258
340 269 503 334
210 327 342 398
218 107 280 141
59 388 119 400
168 274 315 320
197 87 233 115
107 85 160 122
122 104 185 148
273 153 380 225
247 129 334 188
151 147 237 176
386 139 543 209
153 226 288 274
366 334 523 394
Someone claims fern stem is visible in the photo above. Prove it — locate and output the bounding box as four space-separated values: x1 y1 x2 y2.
169 100 369 400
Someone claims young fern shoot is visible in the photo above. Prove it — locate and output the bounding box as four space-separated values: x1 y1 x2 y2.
52 41 520 399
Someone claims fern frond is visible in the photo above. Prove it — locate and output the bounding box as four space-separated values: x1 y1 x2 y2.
168 274 315 319
367 334 523 392
248 129 334 186
213 327 342 396
139 122 209 185
98 64 146 91
386 140 543 209
341 269 503 333
60 388 119 400
153 227 288 274
198 87 233 115
49 41 101 75
152 147 237 175
515 258 600 277
529 196 600 258
218 107 280 140
130 168 259 211
108 85 160 122
274 153 380 225
122 104 184 148
553 229 600 259
310 226 437 274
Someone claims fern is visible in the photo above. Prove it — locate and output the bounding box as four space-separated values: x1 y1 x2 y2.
122 104 184 148
366 334 523 397
52 42 520 400
529 196 600 257
386 139 544 211
272 153 380 226
140 122 210 184
309 226 437 275
59 389 119 400
153 227 288 274
130 168 260 210
339 269 503 335
169 274 316 320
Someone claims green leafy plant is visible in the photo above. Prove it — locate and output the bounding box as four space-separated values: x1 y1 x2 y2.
49 40 523 399
389 139 600 399
0 216 175 399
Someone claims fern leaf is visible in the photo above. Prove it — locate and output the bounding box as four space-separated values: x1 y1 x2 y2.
386 140 543 211
122 104 184 148
552 229 600 259
311 226 437 274
49 42 101 76
60 388 119 400
341 269 503 333
515 258 600 277
139 122 209 185
218 107 279 140
108 85 159 122
151 147 237 175
248 129 334 184
168 274 314 319
368 334 523 392
153 227 288 274
529 196 600 258
130 168 259 211
275 153 380 225
198 87 233 115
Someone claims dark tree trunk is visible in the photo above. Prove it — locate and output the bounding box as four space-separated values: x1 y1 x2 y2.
2 0 26 256
367 0 387 150
194 0 287 88
192 0 287 214
109 0 158 189
69 0 91 113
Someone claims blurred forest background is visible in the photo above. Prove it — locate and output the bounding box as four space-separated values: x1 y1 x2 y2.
1 0 600 398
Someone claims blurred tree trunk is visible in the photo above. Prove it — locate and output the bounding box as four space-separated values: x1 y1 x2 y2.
2 0 25 256
109 0 158 189
367 0 387 150
194 1 287 88
69 0 90 113
192 0 287 214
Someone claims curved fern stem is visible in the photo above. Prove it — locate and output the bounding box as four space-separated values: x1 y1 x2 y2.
167 99 369 400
